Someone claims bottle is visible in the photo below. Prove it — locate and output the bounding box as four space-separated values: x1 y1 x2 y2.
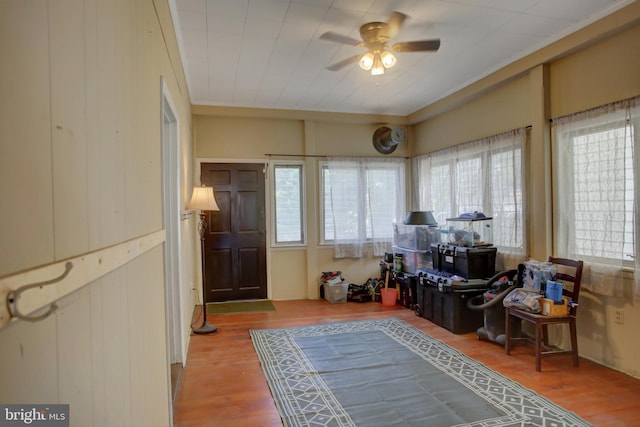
394 254 403 272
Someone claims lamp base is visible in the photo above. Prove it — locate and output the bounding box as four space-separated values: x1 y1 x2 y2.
193 321 218 335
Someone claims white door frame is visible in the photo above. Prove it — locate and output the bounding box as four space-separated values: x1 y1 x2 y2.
161 78 185 367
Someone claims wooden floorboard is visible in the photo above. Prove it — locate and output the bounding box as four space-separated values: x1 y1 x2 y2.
173 300 640 426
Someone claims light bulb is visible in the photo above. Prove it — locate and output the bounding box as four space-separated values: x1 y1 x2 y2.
359 52 374 71
370 53 384 75
380 50 396 68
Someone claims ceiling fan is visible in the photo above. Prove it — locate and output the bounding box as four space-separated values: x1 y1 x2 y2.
320 11 440 75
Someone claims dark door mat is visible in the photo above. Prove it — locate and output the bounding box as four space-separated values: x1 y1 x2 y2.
207 300 276 314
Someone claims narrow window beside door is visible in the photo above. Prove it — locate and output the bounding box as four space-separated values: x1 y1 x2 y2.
273 163 305 245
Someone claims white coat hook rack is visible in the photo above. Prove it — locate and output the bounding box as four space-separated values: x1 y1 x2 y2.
7 261 73 322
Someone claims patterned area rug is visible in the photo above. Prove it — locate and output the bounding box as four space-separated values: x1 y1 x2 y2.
250 318 592 427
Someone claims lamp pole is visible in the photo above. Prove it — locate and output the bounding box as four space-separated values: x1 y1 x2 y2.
187 185 219 335
193 210 218 334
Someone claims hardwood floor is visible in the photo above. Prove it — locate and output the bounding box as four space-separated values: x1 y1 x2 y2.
173 300 640 426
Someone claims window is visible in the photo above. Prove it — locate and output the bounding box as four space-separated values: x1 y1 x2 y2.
321 157 406 258
571 126 634 261
272 163 305 245
413 129 526 266
553 98 639 273
553 97 640 298
490 146 524 250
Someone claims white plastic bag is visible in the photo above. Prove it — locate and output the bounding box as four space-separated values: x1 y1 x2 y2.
503 288 543 313
522 260 556 292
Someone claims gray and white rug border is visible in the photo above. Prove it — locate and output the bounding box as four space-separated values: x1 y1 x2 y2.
250 317 592 427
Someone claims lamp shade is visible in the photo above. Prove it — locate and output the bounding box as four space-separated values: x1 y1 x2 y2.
380 50 396 68
359 52 374 71
404 211 437 225
187 186 219 211
370 53 385 75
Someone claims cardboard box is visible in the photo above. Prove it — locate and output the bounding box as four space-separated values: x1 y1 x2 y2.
542 297 569 316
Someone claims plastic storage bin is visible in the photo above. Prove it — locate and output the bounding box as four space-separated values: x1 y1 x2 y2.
431 243 497 279
415 272 486 334
392 246 433 273
324 282 348 303
444 216 493 247
320 271 344 299
393 224 441 250
395 272 417 309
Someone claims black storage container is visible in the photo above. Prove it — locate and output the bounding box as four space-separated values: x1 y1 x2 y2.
414 269 487 334
431 243 497 279
395 272 417 309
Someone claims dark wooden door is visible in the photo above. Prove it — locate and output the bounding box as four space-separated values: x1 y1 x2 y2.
200 163 267 301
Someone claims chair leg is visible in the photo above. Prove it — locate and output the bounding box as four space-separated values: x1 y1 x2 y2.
505 309 511 355
535 322 543 372
542 324 549 347
570 319 579 367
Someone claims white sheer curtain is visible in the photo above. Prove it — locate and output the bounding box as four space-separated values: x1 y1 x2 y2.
552 96 639 299
326 157 406 258
413 128 527 270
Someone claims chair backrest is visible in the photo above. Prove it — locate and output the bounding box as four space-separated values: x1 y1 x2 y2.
548 256 584 312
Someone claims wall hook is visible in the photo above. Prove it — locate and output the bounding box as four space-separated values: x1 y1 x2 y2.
7 261 73 322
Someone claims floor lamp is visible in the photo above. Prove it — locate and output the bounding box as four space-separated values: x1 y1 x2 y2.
187 185 220 335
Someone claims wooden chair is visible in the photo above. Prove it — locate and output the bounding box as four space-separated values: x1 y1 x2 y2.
504 257 584 372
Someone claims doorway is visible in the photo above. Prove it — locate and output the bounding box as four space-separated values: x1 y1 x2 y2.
161 79 184 410
200 162 267 301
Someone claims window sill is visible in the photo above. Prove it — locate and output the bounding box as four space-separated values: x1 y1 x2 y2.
271 243 307 250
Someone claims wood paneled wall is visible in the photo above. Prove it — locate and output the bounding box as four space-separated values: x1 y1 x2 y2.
0 1 195 425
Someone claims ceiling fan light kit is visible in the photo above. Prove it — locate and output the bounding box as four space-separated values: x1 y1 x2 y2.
380 50 396 68
321 11 440 75
358 49 396 75
371 53 385 75
359 52 374 70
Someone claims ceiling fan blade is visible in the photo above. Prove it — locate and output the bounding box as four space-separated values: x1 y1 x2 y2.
319 31 362 47
386 11 407 39
391 39 441 52
326 55 360 71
